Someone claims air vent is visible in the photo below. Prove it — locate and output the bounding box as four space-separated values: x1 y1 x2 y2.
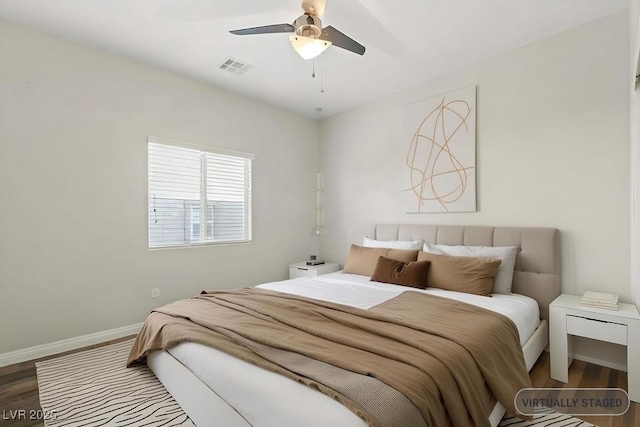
218 57 253 76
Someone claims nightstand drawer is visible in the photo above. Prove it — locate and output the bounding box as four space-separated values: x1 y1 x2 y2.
566 315 627 345
289 266 320 279
289 262 340 279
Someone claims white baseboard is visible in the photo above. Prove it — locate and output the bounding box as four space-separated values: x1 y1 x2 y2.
571 352 627 373
543 347 627 372
0 322 143 368
1 324 627 373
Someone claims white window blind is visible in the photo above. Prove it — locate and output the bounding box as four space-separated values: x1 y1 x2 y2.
148 138 252 248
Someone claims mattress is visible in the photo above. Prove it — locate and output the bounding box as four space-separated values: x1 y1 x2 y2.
162 272 541 427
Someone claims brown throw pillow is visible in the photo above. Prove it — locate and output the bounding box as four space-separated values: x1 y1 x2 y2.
342 244 419 277
370 256 430 289
417 251 501 296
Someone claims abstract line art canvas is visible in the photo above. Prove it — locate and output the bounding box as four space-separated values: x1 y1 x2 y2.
404 85 476 213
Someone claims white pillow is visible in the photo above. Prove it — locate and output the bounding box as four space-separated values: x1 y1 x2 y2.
422 242 518 294
363 236 424 250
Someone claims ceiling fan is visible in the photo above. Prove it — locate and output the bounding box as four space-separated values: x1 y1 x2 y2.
229 0 365 60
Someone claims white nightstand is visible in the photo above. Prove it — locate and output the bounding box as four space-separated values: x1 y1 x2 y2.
289 262 340 279
549 294 640 402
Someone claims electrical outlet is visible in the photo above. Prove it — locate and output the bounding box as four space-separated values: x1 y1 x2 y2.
151 288 160 298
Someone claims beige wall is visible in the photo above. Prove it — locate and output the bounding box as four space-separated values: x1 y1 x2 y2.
320 11 631 301
0 10 633 365
0 19 320 353
319 10 631 369
631 0 640 309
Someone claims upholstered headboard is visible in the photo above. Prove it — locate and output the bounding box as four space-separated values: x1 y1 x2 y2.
375 224 560 320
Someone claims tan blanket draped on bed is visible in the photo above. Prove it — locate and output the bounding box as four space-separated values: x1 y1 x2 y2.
128 288 531 427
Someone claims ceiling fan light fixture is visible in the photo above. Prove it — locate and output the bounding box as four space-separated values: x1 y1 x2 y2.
290 35 331 60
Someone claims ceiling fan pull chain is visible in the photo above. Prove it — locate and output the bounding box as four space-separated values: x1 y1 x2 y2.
321 53 325 93
312 56 316 78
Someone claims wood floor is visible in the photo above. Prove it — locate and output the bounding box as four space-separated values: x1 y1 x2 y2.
0 344 638 426
529 352 639 427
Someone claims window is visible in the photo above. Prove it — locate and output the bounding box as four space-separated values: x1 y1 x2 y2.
148 137 253 248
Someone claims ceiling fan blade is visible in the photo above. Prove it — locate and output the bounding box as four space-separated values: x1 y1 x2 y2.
230 24 295 36
323 0 402 55
319 26 365 55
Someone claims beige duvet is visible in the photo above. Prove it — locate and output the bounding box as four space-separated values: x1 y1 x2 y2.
128 288 531 427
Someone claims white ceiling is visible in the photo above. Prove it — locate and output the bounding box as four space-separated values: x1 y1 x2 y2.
0 0 629 119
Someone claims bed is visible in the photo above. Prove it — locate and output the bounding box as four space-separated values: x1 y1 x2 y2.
137 224 560 427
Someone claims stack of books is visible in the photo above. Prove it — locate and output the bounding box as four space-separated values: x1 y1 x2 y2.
580 291 619 311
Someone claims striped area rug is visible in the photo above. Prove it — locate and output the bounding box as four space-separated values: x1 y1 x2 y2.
499 407 596 426
36 340 194 427
36 340 596 427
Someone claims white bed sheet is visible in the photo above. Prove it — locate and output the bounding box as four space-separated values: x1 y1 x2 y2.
165 272 541 427
258 271 540 345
